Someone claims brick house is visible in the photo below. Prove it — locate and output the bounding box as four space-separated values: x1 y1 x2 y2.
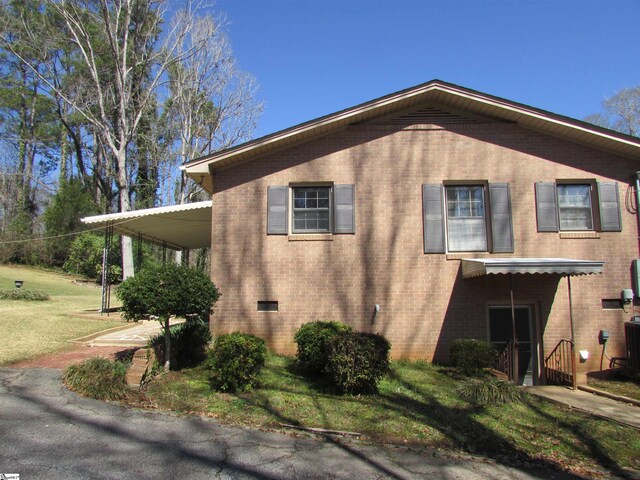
183 80 640 386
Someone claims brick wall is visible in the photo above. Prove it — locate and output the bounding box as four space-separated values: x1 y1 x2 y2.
209 120 639 381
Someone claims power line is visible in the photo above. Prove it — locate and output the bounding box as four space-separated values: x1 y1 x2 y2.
0 217 138 244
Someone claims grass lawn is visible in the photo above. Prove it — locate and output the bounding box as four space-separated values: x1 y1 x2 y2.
144 355 640 478
588 371 640 402
0 265 124 365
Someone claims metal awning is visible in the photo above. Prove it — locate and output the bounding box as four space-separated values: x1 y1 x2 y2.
461 258 605 279
81 201 212 250
461 257 604 389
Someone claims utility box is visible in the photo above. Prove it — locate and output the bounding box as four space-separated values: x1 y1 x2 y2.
626 322 640 370
633 259 640 298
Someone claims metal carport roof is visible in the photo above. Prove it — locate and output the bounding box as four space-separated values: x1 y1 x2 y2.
81 201 212 250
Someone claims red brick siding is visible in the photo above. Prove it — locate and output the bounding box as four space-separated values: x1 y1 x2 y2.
209 121 638 380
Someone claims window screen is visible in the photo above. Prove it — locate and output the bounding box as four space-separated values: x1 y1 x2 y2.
557 184 593 231
446 185 487 251
292 187 331 233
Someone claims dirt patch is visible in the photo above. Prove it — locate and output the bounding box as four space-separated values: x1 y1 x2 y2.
8 345 137 370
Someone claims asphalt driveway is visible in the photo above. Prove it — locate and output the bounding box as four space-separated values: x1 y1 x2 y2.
0 368 576 479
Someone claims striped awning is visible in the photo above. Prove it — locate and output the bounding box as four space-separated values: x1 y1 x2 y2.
461 258 604 278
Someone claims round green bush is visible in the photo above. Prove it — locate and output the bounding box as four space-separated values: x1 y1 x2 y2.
325 332 391 395
63 357 128 400
207 332 266 392
449 339 498 377
116 263 220 322
149 319 212 370
294 321 352 373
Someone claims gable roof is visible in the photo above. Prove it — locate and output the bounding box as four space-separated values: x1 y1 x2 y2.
182 79 640 193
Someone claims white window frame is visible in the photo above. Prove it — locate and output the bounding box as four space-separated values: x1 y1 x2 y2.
444 184 489 252
556 183 594 231
290 185 333 234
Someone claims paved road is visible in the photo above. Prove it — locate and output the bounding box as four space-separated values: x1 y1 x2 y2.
0 369 576 480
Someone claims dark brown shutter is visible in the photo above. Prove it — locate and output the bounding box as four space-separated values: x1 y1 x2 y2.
597 182 622 232
535 182 559 232
267 186 288 234
334 184 355 234
489 183 514 253
423 184 445 253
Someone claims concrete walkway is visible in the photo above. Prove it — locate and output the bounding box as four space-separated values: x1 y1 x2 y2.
526 386 640 430
74 318 185 347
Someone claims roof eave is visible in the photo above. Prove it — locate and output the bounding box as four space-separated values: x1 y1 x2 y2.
183 80 640 191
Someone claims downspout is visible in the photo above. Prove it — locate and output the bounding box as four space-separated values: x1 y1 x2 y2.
635 171 640 256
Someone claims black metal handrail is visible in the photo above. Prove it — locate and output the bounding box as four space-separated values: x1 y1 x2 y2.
496 341 514 381
545 339 575 387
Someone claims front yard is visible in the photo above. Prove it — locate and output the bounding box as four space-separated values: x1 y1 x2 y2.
0 265 123 365
143 355 640 478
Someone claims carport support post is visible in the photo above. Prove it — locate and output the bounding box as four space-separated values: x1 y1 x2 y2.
100 223 113 315
567 275 577 390
509 273 519 384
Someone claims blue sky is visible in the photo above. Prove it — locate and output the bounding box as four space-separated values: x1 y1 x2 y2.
212 0 640 139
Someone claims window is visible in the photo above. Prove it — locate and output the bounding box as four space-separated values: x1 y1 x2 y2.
267 184 355 235
445 185 487 251
423 183 513 254
535 181 621 233
292 186 331 233
557 184 593 231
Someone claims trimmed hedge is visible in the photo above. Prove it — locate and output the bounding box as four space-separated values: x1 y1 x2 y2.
294 321 352 373
149 319 212 370
63 357 128 400
325 332 391 394
449 339 497 377
0 289 50 301
208 332 266 392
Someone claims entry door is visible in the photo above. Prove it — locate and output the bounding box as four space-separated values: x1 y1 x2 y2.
489 306 536 386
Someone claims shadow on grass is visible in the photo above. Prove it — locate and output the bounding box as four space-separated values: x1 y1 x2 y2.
235 358 627 478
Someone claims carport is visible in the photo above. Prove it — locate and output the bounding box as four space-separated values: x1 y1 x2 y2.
81 201 212 312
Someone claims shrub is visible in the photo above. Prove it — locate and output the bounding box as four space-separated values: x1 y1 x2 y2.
63 357 128 400
149 319 212 370
457 377 523 405
449 339 497 377
294 321 352 373
117 263 220 370
207 332 266 392
0 289 50 301
325 332 390 395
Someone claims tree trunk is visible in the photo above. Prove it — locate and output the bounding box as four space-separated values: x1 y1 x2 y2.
115 146 135 279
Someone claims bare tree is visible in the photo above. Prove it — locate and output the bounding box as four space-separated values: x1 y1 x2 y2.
585 85 640 137
1 0 209 277
163 11 262 205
